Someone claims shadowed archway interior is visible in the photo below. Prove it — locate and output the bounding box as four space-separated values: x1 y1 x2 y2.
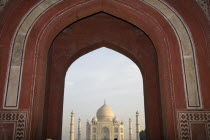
43 12 162 140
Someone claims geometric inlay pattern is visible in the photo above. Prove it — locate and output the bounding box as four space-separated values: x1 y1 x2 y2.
0 0 8 12
0 111 27 140
178 111 210 140
196 0 210 20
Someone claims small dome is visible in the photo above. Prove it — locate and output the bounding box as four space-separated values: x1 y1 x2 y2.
92 116 98 122
113 116 118 121
113 116 119 123
96 103 114 121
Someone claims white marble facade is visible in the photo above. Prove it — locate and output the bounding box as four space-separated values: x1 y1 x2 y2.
86 102 124 140
70 102 141 140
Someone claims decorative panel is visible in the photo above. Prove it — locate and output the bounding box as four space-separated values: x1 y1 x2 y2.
0 111 28 140
178 111 210 140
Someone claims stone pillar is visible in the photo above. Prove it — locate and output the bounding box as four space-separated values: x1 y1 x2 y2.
70 111 74 140
78 118 81 140
129 118 132 140
136 111 140 140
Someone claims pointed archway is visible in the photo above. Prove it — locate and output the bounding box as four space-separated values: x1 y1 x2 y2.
44 12 162 139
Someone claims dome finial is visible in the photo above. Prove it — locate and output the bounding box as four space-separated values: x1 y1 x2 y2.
104 99 106 105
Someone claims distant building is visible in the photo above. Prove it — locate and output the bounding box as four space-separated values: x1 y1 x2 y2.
69 102 141 140
86 102 124 140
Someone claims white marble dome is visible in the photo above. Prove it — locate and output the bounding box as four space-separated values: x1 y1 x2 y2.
96 103 114 121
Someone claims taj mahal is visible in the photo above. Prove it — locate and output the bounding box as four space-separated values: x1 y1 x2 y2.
69 102 141 140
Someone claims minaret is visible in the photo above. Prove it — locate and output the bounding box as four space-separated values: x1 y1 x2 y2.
136 111 140 140
78 118 81 140
70 111 74 140
86 120 89 140
129 118 132 140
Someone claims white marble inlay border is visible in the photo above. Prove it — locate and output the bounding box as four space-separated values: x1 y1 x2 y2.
141 0 201 108
4 0 61 108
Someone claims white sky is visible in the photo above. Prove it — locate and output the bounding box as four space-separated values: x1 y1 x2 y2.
62 47 145 140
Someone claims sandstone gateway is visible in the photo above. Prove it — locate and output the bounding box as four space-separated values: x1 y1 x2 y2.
0 0 210 140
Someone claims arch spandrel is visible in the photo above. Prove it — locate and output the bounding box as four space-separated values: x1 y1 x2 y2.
3 0 201 110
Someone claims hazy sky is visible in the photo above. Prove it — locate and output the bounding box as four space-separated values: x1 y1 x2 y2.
62 47 145 140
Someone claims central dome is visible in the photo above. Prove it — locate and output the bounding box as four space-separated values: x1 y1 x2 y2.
96 102 114 121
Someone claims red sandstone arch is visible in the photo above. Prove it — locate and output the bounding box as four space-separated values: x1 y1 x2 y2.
20 0 185 139
45 12 162 140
